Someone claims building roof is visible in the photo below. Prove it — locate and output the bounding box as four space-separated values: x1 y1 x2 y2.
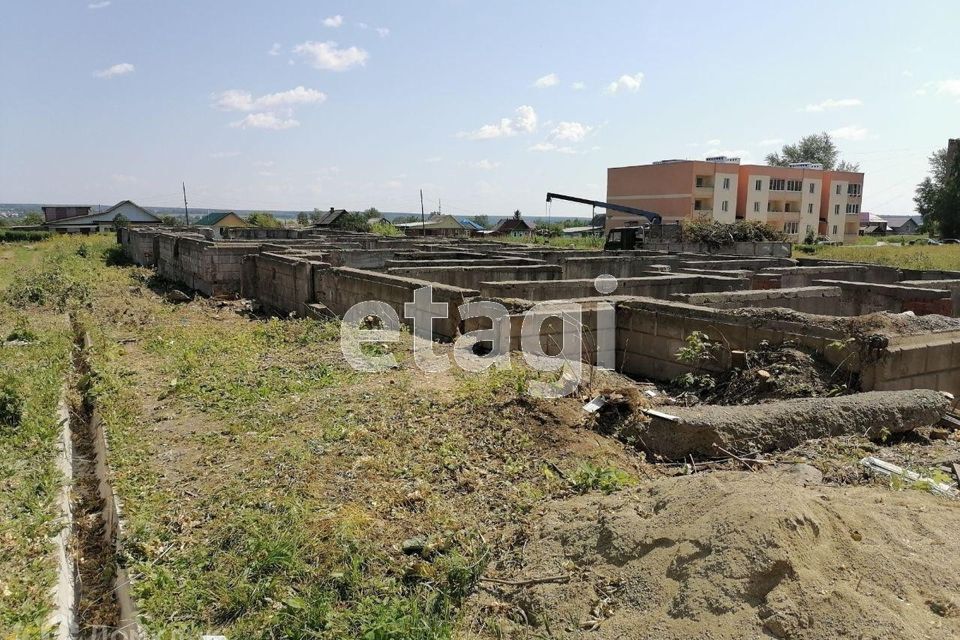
562 225 603 234
491 217 536 233
44 200 160 226
875 214 922 229
314 208 349 226
196 211 243 226
457 218 485 231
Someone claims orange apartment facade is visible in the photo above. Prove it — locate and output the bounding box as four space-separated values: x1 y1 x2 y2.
606 157 863 242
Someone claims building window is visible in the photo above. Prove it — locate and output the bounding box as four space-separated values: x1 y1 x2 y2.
696 176 704 187
834 204 840 215
833 225 838 235
769 178 785 191
807 203 813 214
848 183 861 196
722 177 730 189
808 182 815 194
753 201 760 212
786 180 802 191
755 179 762 191
721 200 728 212
836 184 842 195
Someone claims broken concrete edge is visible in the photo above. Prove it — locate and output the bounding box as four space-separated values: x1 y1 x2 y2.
48 385 76 640
632 389 951 461
82 332 141 640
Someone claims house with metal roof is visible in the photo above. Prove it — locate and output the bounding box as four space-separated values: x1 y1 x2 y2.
875 214 923 235
43 200 160 234
195 211 250 237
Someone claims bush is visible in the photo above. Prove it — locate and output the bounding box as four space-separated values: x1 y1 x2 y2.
6 318 38 343
680 220 786 247
370 221 401 237
0 229 52 242
0 375 24 430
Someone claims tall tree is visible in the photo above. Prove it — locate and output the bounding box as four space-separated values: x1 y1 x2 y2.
765 132 859 171
915 147 960 238
296 211 309 226
471 214 489 229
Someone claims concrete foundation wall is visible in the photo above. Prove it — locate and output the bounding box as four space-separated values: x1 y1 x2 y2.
155 235 254 296
386 264 563 290
242 253 325 316
759 265 901 288
478 274 746 301
672 286 845 314
314 267 478 339
644 241 793 257
812 279 953 316
861 331 960 397
899 280 960 316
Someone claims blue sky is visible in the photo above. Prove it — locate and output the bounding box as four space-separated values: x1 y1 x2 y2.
1 1 958 217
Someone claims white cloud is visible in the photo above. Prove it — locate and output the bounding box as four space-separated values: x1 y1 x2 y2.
323 15 343 27
293 41 369 71
533 73 559 88
936 79 960 97
357 22 369 29
705 148 750 159
550 121 592 142
604 72 644 94
705 138 721 146
384 179 403 188
376 27 390 38
758 138 783 146
268 43 282 56
212 86 326 111
803 97 862 112
571 81 586 91
210 151 241 159
470 159 500 170
424 156 443 163
458 105 537 140
528 143 577 154
230 113 300 130
88 1 110 8
829 125 869 141
94 62 134 79
111 173 137 183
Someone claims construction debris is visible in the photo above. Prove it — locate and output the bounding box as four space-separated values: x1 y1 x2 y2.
631 389 951 460
860 456 958 498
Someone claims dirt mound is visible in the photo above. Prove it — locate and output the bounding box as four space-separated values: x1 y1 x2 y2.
727 307 960 337
469 472 960 639
703 342 853 405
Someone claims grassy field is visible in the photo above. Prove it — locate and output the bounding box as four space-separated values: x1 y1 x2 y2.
1 234 637 638
800 243 960 271
0 238 84 635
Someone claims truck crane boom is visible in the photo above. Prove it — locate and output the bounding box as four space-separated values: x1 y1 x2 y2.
544 192 662 225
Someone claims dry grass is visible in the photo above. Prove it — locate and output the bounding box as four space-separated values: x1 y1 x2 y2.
802 243 960 271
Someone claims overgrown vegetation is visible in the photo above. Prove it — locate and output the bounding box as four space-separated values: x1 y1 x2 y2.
801 243 960 271
915 145 960 238
0 229 52 242
680 219 786 247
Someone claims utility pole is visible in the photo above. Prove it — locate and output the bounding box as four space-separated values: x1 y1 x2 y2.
182 182 190 225
420 189 426 237
438 198 441 215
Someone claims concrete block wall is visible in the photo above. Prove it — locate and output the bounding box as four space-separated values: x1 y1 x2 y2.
243 253 326 316
478 274 747 302
899 280 960 316
861 331 960 397
386 264 563 290
314 267 478 339
614 298 848 382
644 241 793 257
812 279 953 316
121 228 161 267
760 265 901 288
155 235 255 296
672 286 845 314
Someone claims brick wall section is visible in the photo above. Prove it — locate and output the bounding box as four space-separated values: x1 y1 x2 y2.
811 279 953 316
314 267 478 339
899 280 960 316
672 286 845 314
478 274 746 301
386 264 563 290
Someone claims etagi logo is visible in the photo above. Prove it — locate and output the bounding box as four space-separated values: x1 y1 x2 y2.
339 275 619 398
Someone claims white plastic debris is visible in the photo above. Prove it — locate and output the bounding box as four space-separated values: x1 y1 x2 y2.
583 396 607 413
643 389 659 398
860 456 958 498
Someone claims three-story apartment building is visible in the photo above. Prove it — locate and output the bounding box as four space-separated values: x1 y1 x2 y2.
607 157 864 242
